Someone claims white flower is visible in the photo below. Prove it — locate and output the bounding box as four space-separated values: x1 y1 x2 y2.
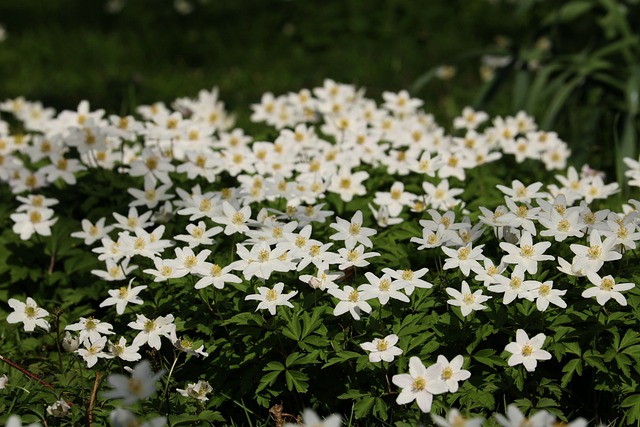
62 332 79 352
436 354 471 393
10 207 58 240
6 297 50 332
0 374 8 389
46 399 71 417
487 265 538 305
495 404 554 427
570 230 622 274
176 380 212 401
499 231 553 275
392 356 448 413
245 282 298 315
109 409 166 427
108 337 142 362
381 267 432 296
128 314 175 350
211 201 251 235
99 279 147 315
336 244 380 270
504 329 551 372
359 272 410 305
194 263 242 290
298 262 343 291
329 210 377 248
65 317 114 343
432 408 483 427
446 281 491 316
582 272 634 306
76 336 109 368
328 285 373 320
5 415 42 427
532 281 567 311
232 241 293 280
360 334 403 363
70 217 114 245
441 243 485 277
102 360 164 405
283 408 341 427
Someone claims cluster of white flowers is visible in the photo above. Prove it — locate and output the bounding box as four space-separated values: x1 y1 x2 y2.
2 80 638 422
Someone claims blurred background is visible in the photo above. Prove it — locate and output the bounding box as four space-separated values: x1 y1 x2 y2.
0 0 638 179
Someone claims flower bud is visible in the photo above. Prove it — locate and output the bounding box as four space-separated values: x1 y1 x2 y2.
46 399 71 417
62 332 79 352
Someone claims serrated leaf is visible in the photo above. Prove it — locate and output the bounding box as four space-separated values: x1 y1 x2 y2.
354 396 376 419
284 369 308 393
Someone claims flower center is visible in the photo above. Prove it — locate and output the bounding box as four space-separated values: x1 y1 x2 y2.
232 212 245 225
29 211 42 223
118 287 128 299
199 199 212 212
134 237 146 250
587 246 602 260
348 290 359 303
266 289 278 302
601 277 615 291
412 377 426 392
346 250 360 262
85 318 97 330
401 269 413 281
510 277 522 289
258 249 270 262
211 264 222 276
521 344 533 357
24 305 37 318
379 278 391 291
520 245 534 258
557 219 570 232
462 292 475 305
441 367 453 380
128 378 144 396
539 284 551 296
339 178 351 189
458 247 471 260
349 223 361 235
376 339 389 352
144 320 156 332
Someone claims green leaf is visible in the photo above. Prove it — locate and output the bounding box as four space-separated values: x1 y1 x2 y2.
542 1 596 26
337 389 370 400
284 369 308 393
354 396 376 419
256 370 282 394
621 394 640 424
583 350 608 373
263 361 285 372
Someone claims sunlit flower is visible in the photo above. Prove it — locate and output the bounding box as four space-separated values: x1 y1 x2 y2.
446 281 491 316
328 285 373 320
504 329 551 372
583 271 634 306
360 334 403 363
435 354 471 393
392 356 447 413
245 282 298 315
128 314 175 350
6 297 50 332
100 279 147 315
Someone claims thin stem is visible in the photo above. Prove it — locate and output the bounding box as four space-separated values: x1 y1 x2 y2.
87 371 101 427
162 351 181 414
